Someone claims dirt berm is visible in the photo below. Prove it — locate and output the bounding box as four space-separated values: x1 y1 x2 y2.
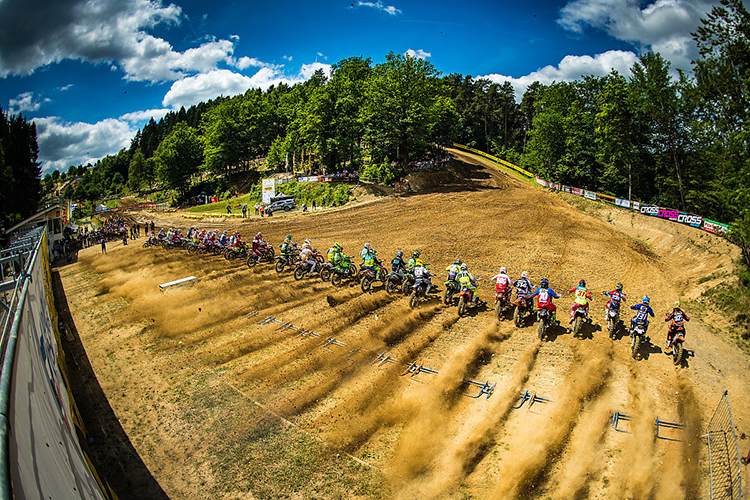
56 150 750 499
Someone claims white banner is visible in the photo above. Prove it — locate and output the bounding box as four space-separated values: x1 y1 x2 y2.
261 178 276 204
615 198 631 208
584 190 596 200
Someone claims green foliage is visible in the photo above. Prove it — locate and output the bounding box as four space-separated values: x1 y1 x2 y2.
359 161 397 185
155 123 203 194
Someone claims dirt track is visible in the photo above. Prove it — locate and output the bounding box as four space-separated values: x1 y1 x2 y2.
57 151 750 499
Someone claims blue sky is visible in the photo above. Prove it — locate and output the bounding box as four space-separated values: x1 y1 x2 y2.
0 0 724 174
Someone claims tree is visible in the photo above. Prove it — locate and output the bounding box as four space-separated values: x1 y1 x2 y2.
363 52 445 164
128 149 145 191
154 123 203 194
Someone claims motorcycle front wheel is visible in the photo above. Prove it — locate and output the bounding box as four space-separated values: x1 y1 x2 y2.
320 267 332 282
457 296 467 317
293 266 306 280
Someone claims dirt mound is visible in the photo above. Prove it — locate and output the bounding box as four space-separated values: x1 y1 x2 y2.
56 153 750 500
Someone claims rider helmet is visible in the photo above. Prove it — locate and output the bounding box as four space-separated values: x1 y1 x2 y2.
616 282 623 291
579 279 586 286
305 238 311 245
286 234 292 240
256 232 262 238
455 259 462 265
413 250 420 258
364 243 370 249
521 271 529 278
642 296 650 304
500 266 507 274
673 301 681 309
541 278 549 287
397 251 403 258
460 263 468 271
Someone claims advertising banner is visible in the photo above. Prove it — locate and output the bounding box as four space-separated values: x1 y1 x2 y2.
584 190 596 200
633 201 640 211
703 219 730 235
572 187 583 196
677 212 703 228
536 177 548 187
640 205 659 216
615 198 631 208
657 208 680 221
262 178 276 204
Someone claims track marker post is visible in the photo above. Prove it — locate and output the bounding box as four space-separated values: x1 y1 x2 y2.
371 352 398 367
655 417 685 442
461 380 496 400
320 337 346 352
609 410 633 433
400 362 439 383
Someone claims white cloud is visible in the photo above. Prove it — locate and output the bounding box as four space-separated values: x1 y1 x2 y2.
356 1 402 15
234 56 270 70
477 50 639 100
163 62 333 109
283 55 293 61
119 108 171 122
229 34 240 42
557 0 715 72
33 116 135 174
0 0 239 82
8 92 50 114
405 49 431 59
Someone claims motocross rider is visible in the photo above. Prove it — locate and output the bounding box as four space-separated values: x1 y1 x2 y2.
251 232 265 263
513 271 534 310
664 301 690 354
412 259 433 296
407 251 421 270
491 266 513 304
630 296 655 333
446 260 462 281
529 278 560 324
360 243 373 263
362 249 383 278
568 279 593 324
458 263 479 304
280 234 297 256
219 230 228 246
603 282 627 318
299 244 317 276
391 251 407 274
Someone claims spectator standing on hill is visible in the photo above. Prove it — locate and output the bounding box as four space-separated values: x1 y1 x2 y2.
312 199 316 210
254 203 259 215
226 204 232 214
242 204 247 218
100 238 106 254
260 205 265 217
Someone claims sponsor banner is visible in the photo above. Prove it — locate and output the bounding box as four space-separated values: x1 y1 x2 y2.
677 212 703 228
572 187 583 196
658 208 680 221
536 176 548 187
298 176 321 183
703 219 730 235
615 198 631 208
563 185 571 193
633 201 640 211
584 190 596 200
210 196 219 203
262 178 276 204
640 205 659 216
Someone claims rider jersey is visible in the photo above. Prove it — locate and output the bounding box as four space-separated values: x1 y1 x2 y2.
492 273 513 292
300 247 314 260
530 287 560 307
446 264 460 280
666 309 690 327
603 290 625 310
631 303 655 323
407 257 418 270
570 286 592 306
392 257 406 273
327 247 337 262
413 266 430 280
514 278 532 299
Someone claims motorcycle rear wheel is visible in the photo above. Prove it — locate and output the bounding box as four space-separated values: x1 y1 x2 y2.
246 256 258 268
386 276 400 294
409 290 419 309
320 267 332 282
514 307 522 327
495 299 504 320
538 320 546 340
348 264 359 279
573 316 582 337
608 318 616 339
331 273 343 287
444 288 453 306
457 296 467 317
631 334 641 360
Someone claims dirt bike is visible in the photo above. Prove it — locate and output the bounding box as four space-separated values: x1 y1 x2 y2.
385 270 408 294
330 257 359 286
513 296 534 327
537 308 554 340
142 238 157 248
409 279 432 308
224 242 249 260
494 289 512 320
457 286 481 317
667 326 686 365
360 262 388 293
293 258 321 280
444 278 459 305
571 306 589 338
630 318 649 360
246 242 275 268
401 272 415 295
606 307 620 339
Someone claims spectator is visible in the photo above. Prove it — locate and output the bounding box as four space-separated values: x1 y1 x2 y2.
312 199 316 210
226 204 232 214
100 238 107 254
260 205 265 217
242 204 247 218
254 203 259 215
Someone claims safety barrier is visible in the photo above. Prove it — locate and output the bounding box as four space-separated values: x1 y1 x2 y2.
704 391 742 500
452 143 534 179
0 228 114 500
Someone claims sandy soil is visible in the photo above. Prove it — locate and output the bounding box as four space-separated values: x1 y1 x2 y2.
55 150 750 499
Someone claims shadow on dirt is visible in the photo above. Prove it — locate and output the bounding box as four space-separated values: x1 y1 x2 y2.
52 270 170 500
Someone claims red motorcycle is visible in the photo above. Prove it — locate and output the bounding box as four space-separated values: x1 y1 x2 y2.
360 261 388 293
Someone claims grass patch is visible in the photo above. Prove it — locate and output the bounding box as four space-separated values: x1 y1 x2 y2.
701 265 750 353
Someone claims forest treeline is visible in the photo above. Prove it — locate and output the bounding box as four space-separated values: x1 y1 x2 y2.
13 0 749 262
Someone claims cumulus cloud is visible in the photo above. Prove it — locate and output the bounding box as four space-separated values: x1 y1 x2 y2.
33 116 136 174
0 0 238 82
119 108 171 122
477 50 639 100
8 92 50 114
162 63 332 109
405 49 431 59
557 0 715 71
234 56 271 70
355 1 402 15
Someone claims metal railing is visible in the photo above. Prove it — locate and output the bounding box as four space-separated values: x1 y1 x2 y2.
705 390 742 500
